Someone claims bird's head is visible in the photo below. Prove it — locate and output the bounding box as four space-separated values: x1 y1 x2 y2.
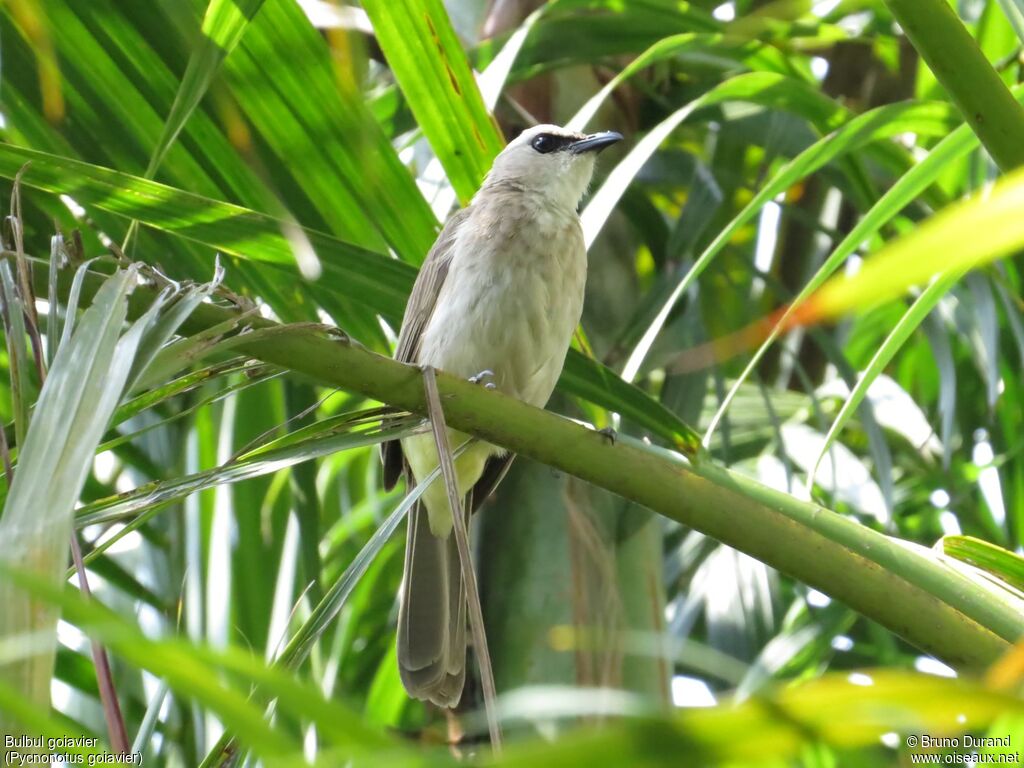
479 124 622 210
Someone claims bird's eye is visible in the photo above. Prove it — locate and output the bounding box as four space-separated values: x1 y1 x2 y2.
531 134 558 154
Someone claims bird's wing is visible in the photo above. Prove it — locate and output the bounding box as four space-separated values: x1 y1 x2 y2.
382 208 469 490
395 208 469 364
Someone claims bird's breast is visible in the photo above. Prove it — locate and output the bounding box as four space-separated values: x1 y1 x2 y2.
418 202 587 407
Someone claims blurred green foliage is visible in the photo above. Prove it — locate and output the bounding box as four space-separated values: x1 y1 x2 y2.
0 0 1023 765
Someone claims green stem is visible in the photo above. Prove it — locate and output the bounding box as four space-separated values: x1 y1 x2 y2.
50 262 1024 668
884 0 1024 171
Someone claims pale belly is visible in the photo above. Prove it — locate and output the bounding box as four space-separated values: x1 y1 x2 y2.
404 205 587 536
417 218 586 407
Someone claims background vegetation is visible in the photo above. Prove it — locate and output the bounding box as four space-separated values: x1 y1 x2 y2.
1 0 1024 765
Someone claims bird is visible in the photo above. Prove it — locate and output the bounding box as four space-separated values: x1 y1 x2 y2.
381 124 622 707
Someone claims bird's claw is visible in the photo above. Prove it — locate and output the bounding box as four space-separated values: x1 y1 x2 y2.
469 370 496 390
597 426 617 445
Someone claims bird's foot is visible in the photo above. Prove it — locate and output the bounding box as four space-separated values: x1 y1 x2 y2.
597 426 617 445
469 369 497 390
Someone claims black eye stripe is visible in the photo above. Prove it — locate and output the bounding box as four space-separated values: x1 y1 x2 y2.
530 133 578 154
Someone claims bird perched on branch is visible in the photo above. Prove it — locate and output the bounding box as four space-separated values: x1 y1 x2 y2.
381 124 622 707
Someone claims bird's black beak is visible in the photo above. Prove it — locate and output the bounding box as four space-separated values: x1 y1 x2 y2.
569 131 623 154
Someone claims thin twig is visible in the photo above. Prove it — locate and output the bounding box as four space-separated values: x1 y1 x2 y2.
69 533 130 754
421 366 502 753
0 422 12 488
499 92 541 129
9 168 46 383
226 385 345 463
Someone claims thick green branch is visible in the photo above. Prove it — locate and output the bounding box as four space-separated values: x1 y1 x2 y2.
71 266 1024 667
884 0 1024 172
